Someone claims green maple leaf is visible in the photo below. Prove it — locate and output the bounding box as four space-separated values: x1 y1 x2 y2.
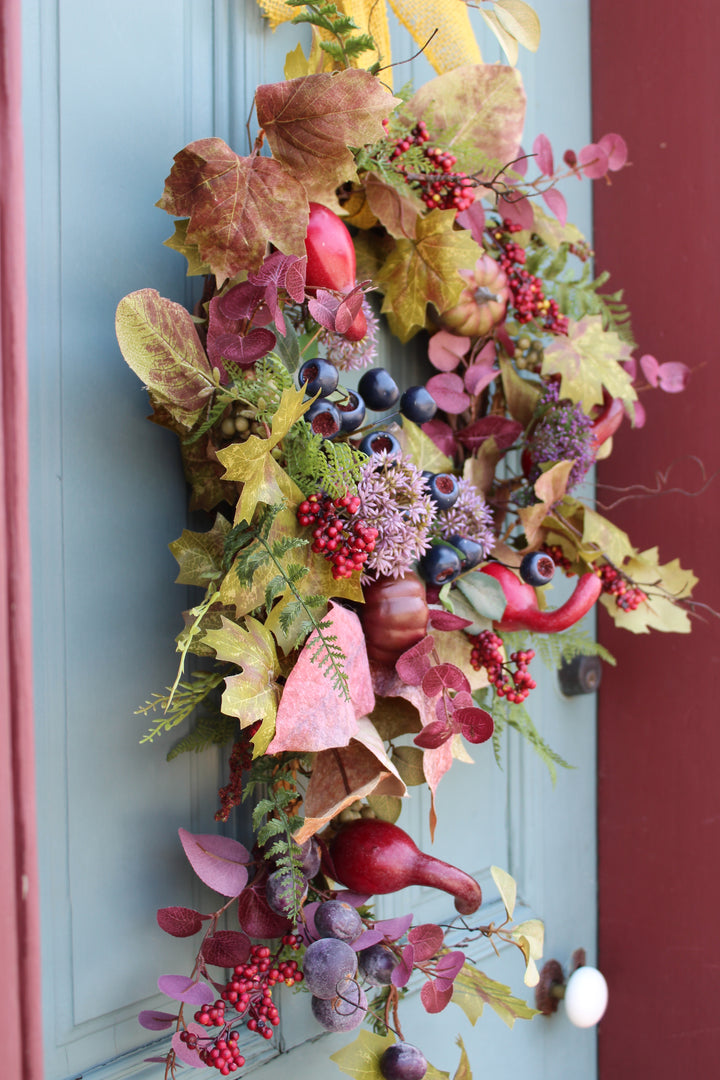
376 210 480 342
156 138 309 278
169 513 231 586
601 546 697 634
115 289 215 429
163 218 211 276
255 69 399 203
216 385 310 523
403 65 526 183
452 1037 472 1080
452 963 538 1028
582 507 634 566
399 419 452 473
330 1030 449 1080
203 615 280 754
542 315 637 414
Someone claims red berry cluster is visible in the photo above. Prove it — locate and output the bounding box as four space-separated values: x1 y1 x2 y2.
297 493 378 579
542 543 574 576
469 629 537 704
491 221 569 333
597 564 647 612
180 1028 246 1075
389 120 475 212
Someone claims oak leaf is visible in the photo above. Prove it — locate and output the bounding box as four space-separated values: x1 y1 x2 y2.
255 70 398 202
157 138 309 278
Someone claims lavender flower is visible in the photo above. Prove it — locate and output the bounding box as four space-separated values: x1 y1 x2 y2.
436 477 495 556
357 451 437 580
319 297 379 372
527 383 594 491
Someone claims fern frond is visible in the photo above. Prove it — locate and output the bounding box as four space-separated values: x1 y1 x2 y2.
500 699 573 783
137 669 225 744
284 419 366 498
166 713 237 761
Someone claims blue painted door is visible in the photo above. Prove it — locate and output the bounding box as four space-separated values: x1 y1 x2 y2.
24 3 597 1078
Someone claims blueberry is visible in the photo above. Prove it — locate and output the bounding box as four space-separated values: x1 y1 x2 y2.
425 472 460 511
448 534 483 570
400 385 437 424
358 368 400 411
298 357 339 397
359 430 401 457
306 399 342 438
419 544 462 586
519 551 555 586
336 388 366 433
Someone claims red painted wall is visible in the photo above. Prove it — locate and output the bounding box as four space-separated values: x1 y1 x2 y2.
592 3 720 1075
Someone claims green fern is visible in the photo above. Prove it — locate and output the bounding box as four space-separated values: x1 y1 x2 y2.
225 505 350 700
166 713 237 761
137 669 226 744
500 699 573 783
286 1 377 67
284 419 367 498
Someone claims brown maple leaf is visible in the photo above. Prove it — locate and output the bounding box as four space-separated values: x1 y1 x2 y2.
255 70 398 202
157 138 309 278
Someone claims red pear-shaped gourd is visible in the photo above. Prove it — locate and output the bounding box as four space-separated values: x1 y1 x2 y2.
304 202 366 341
480 562 602 633
329 818 482 915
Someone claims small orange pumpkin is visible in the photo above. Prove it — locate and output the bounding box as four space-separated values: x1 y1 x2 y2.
361 572 429 666
442 255 510 337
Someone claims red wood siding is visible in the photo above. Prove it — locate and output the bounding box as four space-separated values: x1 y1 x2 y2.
0 1 43 1077
592 3 720 1075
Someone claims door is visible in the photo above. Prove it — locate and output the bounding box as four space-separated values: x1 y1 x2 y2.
24 3 598 1078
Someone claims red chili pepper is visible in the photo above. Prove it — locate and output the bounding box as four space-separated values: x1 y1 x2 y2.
590 392 625 452
479 562 602 633
304 202 367 342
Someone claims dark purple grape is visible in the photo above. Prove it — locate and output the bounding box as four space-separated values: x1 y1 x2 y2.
358 943 395 986
358 368 400 411
311 981 367 1031
336 388 366 433
315 900 363 943
425 472 460 510
299 837 321 879
305 398 342 438
519 550 555 586
302 937 358 999
400 385 437 424
265 868 308 917
448 533 483 570
359 430 401 457
298 357 339 397
379 1043 428 1080
418 544 462 586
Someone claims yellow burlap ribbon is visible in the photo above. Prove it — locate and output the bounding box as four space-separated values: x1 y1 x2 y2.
255 0 482 75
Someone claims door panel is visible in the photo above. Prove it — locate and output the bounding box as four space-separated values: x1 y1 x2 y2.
24 3 596 1078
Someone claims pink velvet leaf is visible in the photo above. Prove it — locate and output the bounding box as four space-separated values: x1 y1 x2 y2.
236 880 292 938
532 133 554 176
420 978 454 1013
657 361 690 393
542 186 568 226
427 609 473 631
498 193 534 231
428 330 471 372
157 975 213 1004
457 416 523 451
434 949 466 981
395 635 435 686
156 906 206 938
455 706 494 744
421 663 471 699
172 1024 207 1068
421 418 457 458
178 828 250 897
138 1010 178 1031
373 913 414 940
202 930 252 967
640 353 659 386
464 360 498 397
427 372 471 414
578 143 609 179
455 201 486 243
392 944 415 988
414 720 452 750
408 922 444 962
598 132 628 171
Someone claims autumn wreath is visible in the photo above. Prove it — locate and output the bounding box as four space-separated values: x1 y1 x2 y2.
116 4 698 1077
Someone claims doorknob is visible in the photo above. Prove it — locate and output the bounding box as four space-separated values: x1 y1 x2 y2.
535 948 608 1027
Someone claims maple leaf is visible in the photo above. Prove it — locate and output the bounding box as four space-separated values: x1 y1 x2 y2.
216 385 309 523
403 64 526 182
268 603 375 754
115 289 215 428
518 460 575 547
163 218 211 276
601 546 697 634
255 70 398 202
293 718 407 843
452 963 538 1028
203 616 280 755
376 211 480 342
329 1029 396 1080
364 172 420 239
169 513 230 587
156 138 309 278
542 315 637 414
